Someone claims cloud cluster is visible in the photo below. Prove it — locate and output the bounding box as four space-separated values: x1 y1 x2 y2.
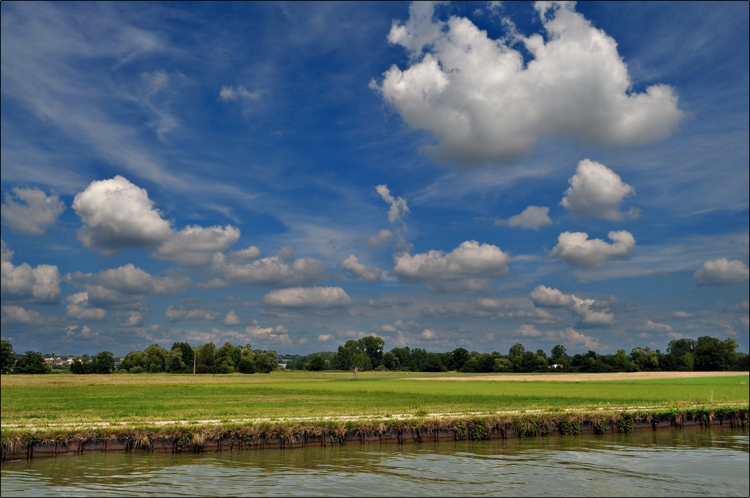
645 320 673 333
66 264 191 295
1 187 66 235
550 231 635 268
212 247 326 286
66 292 106 321
372 319 437 341
545 327 604 350
245 321 292 345
373 2 683 163
1 305 46 325
1 239 61 303
561 160 638 220
530 285 614 325
499 206 552 230
263 287 351 309
73 176 240 264
694 258 749 285
393 240 511 291
341 255 382 282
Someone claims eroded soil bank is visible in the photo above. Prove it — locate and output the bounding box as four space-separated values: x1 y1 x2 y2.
3 405 747 461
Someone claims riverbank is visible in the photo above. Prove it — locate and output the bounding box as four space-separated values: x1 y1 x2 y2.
3 404 747 460
3 371 747 460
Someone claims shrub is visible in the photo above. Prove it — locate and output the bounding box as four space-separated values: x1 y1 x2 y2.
129 366 144 374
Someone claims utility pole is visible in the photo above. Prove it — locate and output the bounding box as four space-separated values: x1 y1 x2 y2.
193 347 196 375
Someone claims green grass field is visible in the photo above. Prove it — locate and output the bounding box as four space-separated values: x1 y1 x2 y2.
2 371 747 427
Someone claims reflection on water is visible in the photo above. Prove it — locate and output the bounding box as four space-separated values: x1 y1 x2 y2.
2 427 748 496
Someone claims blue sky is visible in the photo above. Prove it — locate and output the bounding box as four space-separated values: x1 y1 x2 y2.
1 1 748 356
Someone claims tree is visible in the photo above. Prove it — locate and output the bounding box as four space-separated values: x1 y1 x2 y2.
92 351 115 374
196 342 216 369
359 336 385 367
306 355 326 371
694 337 726 371
351 352 373 371
383 351 400 370
509 343 525 360
551 345 567 363
667 339 696 357
450 348 470 371
70 359 88 374
172 342 194 371
254 350 278 373
1 340 15 374
144 344 169 372
613 349 629 371
15 351 51 374
166 349 186 373
422 353 446 372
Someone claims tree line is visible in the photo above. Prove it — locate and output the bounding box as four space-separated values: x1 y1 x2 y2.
1 335 747 375
286 335 748 373
0 340 278 375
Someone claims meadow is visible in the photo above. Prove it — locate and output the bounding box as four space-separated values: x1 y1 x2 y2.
2 371 748 428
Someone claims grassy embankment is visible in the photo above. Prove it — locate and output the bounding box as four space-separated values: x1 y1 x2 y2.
2 371 748 453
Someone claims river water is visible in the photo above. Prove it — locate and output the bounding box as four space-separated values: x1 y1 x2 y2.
2 427 748 496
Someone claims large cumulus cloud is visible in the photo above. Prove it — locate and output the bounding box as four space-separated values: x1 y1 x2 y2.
549 231 635 268
561 160 638 221
72 176 239 264
393 240 511 292
373 2 683 163
694 258 749 285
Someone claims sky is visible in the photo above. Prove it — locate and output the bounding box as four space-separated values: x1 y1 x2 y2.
1 1 748 357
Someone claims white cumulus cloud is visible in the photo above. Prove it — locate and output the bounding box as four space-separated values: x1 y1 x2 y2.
545 327 603 350
263 287 351 309
373 2 683 163
1 239 61 303
341 255 382 282
499 206 552 230
212 247 326 287
393 240 511 285
694 258 749 285
223 310 241 326
1 305 46 325
1 187 66 235
155 225 241 266
73 176 242 265
561 159 638 221
245 320 292 345
73 176 172 253
66 264 191 295
530 285 614 325
376 185 409 224
549 230 635 268
66 292 106 321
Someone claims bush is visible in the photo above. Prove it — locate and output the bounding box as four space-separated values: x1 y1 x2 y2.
129 366 144 374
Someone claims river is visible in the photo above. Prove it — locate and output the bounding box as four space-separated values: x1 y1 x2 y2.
2 426 748 496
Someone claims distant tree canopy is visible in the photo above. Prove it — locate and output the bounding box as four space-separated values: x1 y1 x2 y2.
2 334 747 374
117 342 278 374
